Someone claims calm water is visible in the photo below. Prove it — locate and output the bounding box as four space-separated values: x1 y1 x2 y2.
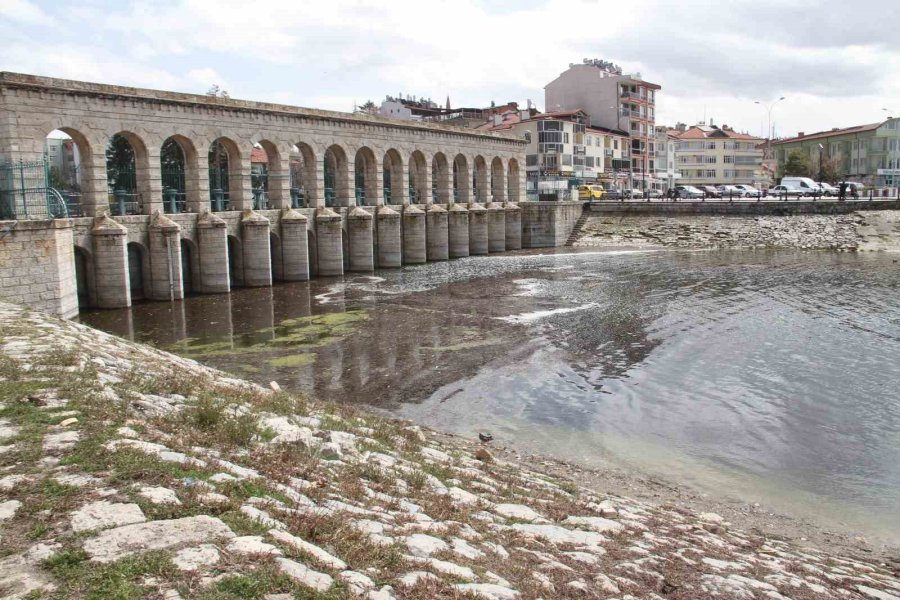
81 248 900 543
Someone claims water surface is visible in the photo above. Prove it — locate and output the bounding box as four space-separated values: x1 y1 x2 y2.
82 248 900 543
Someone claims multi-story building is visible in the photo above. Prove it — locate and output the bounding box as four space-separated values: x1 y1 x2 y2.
479 108 628 199
378 95 520 129
671 122 765 188
654 125 679 192
544 59 661 192
773 118 900 188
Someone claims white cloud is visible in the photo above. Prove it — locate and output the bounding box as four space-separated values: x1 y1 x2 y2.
0 0 54 25
2 0 897 136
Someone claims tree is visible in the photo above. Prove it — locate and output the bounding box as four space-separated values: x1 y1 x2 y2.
818 155 841 183
207 84 230 99
357 100 378 115
782 149 812 177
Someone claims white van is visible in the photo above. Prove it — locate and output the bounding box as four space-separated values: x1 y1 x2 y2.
780 177 819 195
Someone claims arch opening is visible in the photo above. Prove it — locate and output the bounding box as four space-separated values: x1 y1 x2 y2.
180 238 198 294
227 235 244 288
209 138 239 212
432 153 449 203
409 151 427 204
473 155 488 203
508 158 521 203
491 157 505 203
453 154 469 203
354 147 377 206
73 246 92 307
126 242 146 300
324 145 348 207
161 138 186 214
383 149 403 205
43 129 88 218
289 143 315 208
107 133 144 216
251 141 281 210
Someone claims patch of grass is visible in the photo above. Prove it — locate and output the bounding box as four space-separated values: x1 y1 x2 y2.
180 395 262 448
218 509 272 537
267 353 316 368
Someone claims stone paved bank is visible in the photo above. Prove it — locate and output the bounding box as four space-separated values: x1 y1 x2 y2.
1 303 899 599
575 210 900 252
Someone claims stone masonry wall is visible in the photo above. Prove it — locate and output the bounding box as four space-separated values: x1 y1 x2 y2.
0 219 77 318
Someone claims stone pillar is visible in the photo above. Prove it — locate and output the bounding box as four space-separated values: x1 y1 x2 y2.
148 211 183 300
376 204 401 268
401 204 426 264
91 214 130 308
315 206 344 276
448 203 470 258
81 149 110 218
196 211 230 293
270 154 291 209
142 146 164 215
467 203 488 255
231 154 253 211
347 206 374 272
426 204 449 261
310 157 325 208
240 210 272 287
279 208 309 281
504 202 522 251
486 202 506 253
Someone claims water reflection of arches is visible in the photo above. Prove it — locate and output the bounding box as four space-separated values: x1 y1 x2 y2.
73 246 94 307
227 235 243 288
126 242 148 300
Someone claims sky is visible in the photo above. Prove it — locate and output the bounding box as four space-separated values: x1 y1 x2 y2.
2 0 898 139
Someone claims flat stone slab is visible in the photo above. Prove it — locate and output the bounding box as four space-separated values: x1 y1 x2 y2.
0 554 56 598
276 557 333 592
0 499 22 522
494 503 546 522
138 486 181 505
454 583 521 599
562 515 625 534
172 544 220 571
71 500 146 533
43 430 80 453
510 523 606 547
227 535 283 556
405 533 448 557
83 515 235 563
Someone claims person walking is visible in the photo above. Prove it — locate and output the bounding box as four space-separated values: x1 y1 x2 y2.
838 181 848 201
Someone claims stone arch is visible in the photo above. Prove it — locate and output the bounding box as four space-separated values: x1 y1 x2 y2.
161 135 199 214
383 148 403 205
107 131 151 216
227 234 244 288
290 142 316 208
209 137 242 211
126 241 150 300
507 158 521 203
453 154 470 203
409 150 427 204
45 127 95 217
73 244 95 308
324 144 349 207
491 157 506 203
270 230 283 281
250 139 282 210
431 152 450 203
354 146 378 206
180 238 200 294
473 155 488 203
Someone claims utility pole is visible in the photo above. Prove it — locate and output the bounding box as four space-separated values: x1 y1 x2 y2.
755 97 785 161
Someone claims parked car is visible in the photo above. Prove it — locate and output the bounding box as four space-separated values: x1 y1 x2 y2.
577 185 604 201
817 182 838 196
716 184 746 197
624 188 646 199
700 185 721 198
602 188 625 200
769 185 806 197
675 185 705 199
842 181 866 197
647 189 662 199
735 185 761 196
780 177 819 196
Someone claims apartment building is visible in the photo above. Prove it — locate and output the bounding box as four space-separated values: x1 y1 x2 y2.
773 118 900 188
654 126 679 192
480 108 628 199
671 122 765 187
544 59 661 191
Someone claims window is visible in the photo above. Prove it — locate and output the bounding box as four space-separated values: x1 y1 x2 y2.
724 156 735 163
614 140 619 150
705 169 717 178
543 155 558 168
538 120 562 131
562 154 573 166
705 156 717 164
564 132 570 144
586 135 592 146
539 131 562 144
525 154 538 167
585 156 595 168
705 141 716 149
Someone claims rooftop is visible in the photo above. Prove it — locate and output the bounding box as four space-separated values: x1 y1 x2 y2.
773 122 885 145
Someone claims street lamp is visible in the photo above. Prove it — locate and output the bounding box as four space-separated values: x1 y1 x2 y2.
755 97 786 160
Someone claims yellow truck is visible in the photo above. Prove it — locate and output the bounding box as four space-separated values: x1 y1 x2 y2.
577 185 604 201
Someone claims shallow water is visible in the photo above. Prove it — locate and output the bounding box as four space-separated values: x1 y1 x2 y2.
81 248 900 543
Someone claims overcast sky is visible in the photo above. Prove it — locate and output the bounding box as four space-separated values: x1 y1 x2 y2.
2 0 897 139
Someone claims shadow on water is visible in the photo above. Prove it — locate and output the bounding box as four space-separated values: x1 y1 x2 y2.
81 248 900 545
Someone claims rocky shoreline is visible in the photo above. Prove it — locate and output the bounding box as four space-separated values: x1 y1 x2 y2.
574 210 900 251
1 302 899 599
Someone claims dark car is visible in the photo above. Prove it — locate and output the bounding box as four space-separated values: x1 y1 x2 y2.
700 186 721 198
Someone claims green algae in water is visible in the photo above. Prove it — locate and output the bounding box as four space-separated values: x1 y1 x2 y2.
267 353 316 368
166 309 369 359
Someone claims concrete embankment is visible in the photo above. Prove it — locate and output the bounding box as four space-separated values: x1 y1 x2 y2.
575 210 900 251
1 302 899 599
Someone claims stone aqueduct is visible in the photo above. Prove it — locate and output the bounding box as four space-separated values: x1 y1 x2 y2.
0 73 581 318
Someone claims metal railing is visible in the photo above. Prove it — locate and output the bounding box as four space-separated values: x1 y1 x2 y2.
0 159 71 219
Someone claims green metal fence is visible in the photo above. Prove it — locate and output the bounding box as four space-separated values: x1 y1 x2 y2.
0 159 70 219
161 165 187 214
107 165 141 216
